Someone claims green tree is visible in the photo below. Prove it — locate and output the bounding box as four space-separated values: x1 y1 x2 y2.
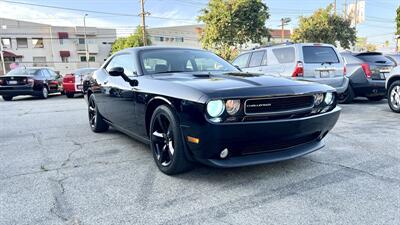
396 6 400 35
292 4 356 49
198 0 270 60
111 26 151 54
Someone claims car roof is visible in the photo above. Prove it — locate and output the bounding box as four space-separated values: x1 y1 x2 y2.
119 46 208 54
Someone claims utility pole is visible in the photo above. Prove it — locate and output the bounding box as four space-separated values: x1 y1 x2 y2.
140 0 147 46
280 18 291 43
354 0 358 30
84 13 89 67
334 0 337 15
0 25 6 75
344 0 347 19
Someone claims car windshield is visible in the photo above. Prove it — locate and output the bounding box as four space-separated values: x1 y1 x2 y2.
302 46 339 64
140 49 238 75
7 68 40 76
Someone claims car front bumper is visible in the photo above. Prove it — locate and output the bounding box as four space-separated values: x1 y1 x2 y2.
180 107 341 168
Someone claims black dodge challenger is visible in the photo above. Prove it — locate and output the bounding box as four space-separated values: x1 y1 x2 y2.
84 47 340 175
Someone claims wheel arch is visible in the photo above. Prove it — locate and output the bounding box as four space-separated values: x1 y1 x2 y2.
387 75 400 89
145 96 179 137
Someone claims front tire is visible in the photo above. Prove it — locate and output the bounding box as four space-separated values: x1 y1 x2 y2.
149 105 192 175
388 81 400 113
2 96 13 101
40 86 49 99
88 95 109 132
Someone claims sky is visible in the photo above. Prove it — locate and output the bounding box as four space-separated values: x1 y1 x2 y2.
0 0 398 48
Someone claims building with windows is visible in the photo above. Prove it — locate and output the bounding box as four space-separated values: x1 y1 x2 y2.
0 18 116 75
147 24 291 50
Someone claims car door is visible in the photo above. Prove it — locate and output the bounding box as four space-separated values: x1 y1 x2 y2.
245 50 266 73
104 53 138 132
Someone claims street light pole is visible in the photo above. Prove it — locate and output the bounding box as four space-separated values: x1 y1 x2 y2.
280 18 291 43
84 13 89 67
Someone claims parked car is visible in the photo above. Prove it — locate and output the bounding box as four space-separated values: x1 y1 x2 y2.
385 54 400 66
0 67 62 101
63 68 97 98
386 66 400 113
339 52 394 103
232 43 349 95
84 47 340 175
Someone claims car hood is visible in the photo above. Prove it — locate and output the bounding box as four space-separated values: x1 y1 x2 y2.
150 72 334 100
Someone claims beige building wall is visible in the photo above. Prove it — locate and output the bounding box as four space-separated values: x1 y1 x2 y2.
0 18 116 75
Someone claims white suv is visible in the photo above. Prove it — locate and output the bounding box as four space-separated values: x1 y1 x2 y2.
232 43 349 94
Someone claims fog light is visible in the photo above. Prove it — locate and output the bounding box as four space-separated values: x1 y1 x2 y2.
220 148 229 159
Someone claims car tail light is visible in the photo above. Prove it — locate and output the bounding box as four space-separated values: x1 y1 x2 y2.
63 74 75 83
292 61 304 77
361 63 372 78
343 65 347 76
0 79 3 85
27 78 34 84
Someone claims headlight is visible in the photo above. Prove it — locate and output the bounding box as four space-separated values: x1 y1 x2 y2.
314 93 324 105
207 100 225 117
225 100 240 115
324 92 334 105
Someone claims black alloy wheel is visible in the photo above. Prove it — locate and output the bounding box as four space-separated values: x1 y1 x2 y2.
338 85 355 104
150 105 192 175
88 95 109 132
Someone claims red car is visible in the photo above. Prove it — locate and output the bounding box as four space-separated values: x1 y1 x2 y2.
63 68 97 98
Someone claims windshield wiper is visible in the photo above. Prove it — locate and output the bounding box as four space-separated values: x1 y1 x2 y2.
321 62 335 65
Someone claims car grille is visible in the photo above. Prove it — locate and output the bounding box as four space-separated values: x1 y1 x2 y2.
230 132 321 156
244 95 314 115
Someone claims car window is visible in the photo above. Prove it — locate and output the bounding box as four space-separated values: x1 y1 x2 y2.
342 54 362 64
261 51 268 65
302 46 339 64
248 51 265 67
106 54 137 76
7 68 40 76
41 69 51 79
356 54 392 64
232 53 250 68
140 49 238 75
272 47 295 63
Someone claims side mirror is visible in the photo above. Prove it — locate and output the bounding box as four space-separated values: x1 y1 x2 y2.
108 66 138 87
234 65 242 72
109 67 124 77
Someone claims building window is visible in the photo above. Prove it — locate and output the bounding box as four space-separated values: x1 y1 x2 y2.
33 57 46 67
16 38 28 48
32 38 44 48
78 38 85 44
176 37 184 42
80 56 96 62
61 56 69 63
1 38 12 49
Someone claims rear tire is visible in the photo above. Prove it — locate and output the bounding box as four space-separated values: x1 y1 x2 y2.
367 96 384 101
88 95 109 132
66 93 74 98
388 80 400 113
338 85 355 104
2 96 13 101
149 105 193 175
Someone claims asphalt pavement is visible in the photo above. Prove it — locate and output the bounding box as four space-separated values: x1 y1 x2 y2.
0 94 399 225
